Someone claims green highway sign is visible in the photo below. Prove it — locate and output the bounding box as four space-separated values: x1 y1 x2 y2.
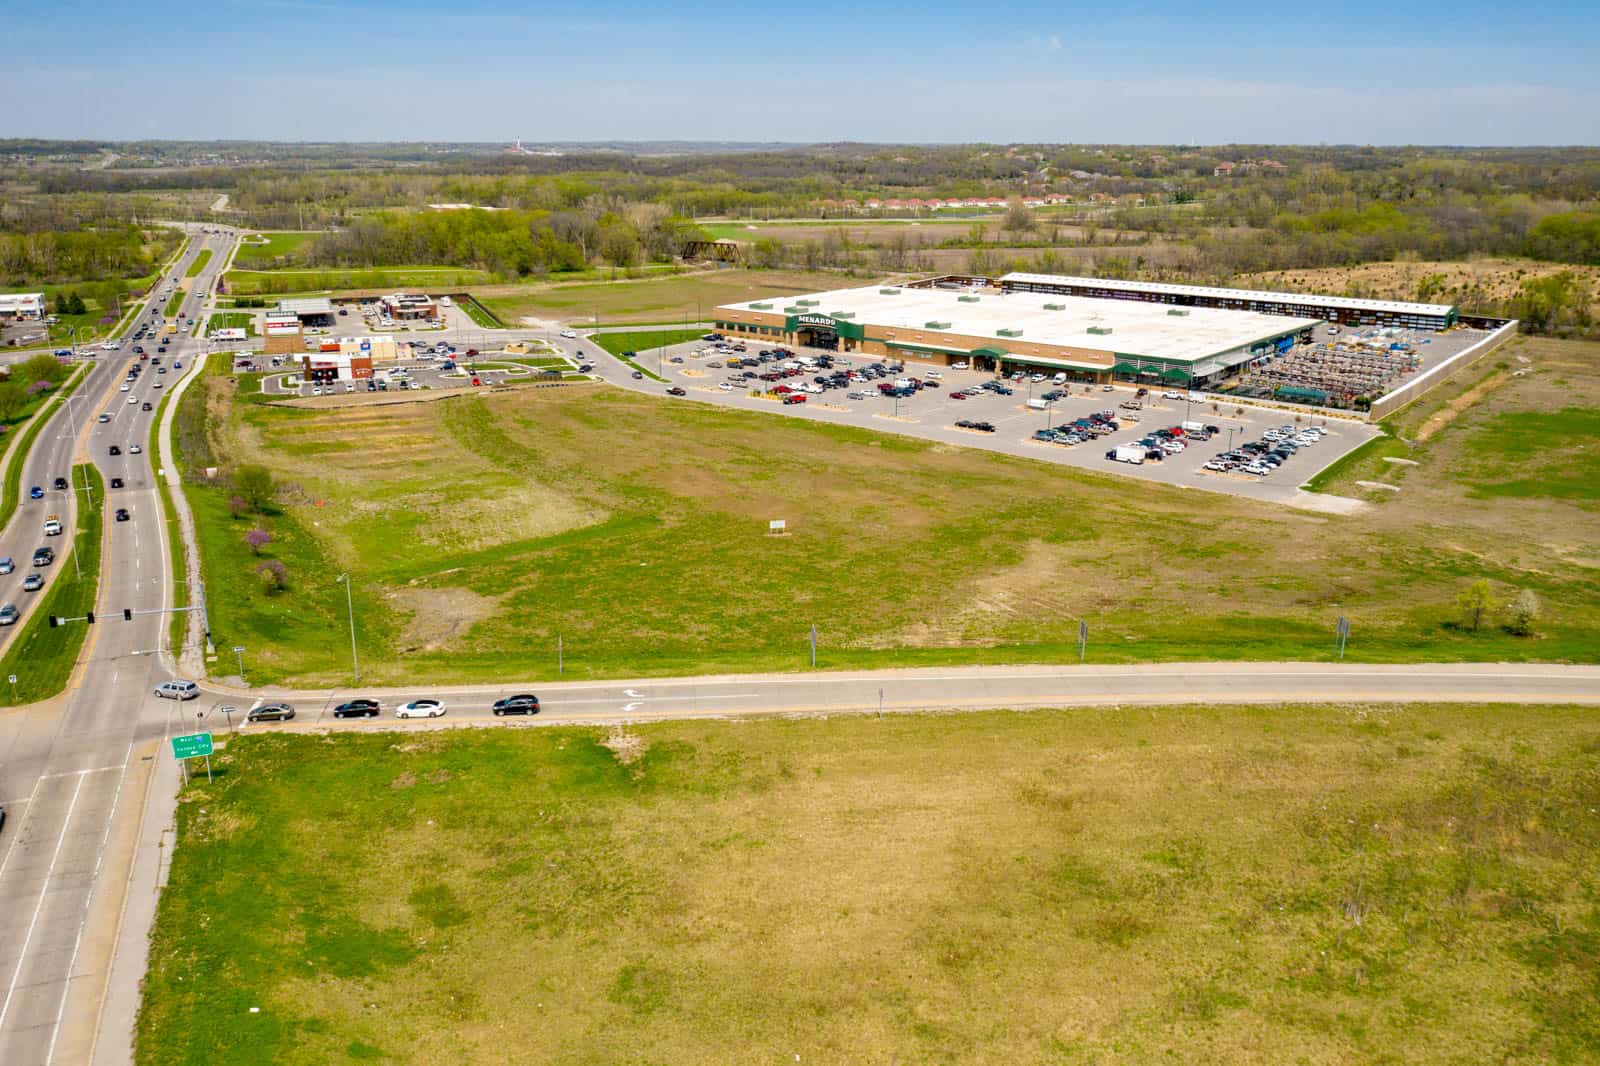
172 732 214 759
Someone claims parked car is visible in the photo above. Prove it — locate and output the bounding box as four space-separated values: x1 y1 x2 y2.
247 702 296 723
396 699 446 719
492 694 540 716
153 679 200 701
333 698 382 719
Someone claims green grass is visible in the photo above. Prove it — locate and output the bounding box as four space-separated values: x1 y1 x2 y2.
223 266 490 297
184 248 213 277
175 349 1600 687
163 288 186 318
203 312 256 337
1456 406 1600 501
0 364 86 533
150 368 190 658
457 294 502 328
138 702 1600 1064
589 328 702 381
0 464 104 706
230 232 318 269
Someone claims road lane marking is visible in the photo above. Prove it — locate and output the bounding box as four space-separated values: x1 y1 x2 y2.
0 773 86 1035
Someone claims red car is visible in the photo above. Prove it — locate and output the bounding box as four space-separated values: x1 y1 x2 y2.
783 394 807 405
470 376 482 386
773 384 793 394
949 391 966 400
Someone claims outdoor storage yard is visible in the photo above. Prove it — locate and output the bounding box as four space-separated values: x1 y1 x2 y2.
138 703 1600 1065
176 335 1599 687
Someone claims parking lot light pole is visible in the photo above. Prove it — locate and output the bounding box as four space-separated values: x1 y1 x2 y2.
336 573 360 685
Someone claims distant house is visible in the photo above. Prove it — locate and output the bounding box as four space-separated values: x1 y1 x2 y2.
1213 161 1236 177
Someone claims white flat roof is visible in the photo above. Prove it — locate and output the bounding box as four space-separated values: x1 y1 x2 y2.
719 285 1319 362
276 297 334 315
1001 273 1455 317
0 293 45 310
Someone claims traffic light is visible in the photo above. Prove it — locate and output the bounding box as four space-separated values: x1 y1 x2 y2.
86 612 95 624
123 608 133 621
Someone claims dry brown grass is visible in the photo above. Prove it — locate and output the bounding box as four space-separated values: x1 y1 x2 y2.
141 704 1600 1065
1242 257 1600 317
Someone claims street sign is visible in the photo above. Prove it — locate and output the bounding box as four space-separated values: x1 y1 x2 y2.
6 675 15 685
769 519 786 533
232 645 246 653
171 732 214 759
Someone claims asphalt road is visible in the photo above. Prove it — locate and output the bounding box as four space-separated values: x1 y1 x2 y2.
0 225 231 1066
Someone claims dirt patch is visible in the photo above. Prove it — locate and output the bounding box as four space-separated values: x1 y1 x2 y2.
389 586 506 653
1414 370 1510 442
427 769 453 785
601 727 648 766
390 771 418 790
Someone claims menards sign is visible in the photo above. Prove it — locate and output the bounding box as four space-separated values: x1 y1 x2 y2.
783 313 865 338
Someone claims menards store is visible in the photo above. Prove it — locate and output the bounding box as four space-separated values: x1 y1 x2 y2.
712 283 1320 386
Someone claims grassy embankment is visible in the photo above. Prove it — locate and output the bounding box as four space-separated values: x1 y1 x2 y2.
229 232 318 268
203 312 256 336
0 464 104 705
0 363 88 532
170 337 1600 687
184 248 213 277
222 267 490 297
137 702 1600 1064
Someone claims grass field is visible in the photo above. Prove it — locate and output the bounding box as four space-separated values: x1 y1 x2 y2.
0 464 104 706
138 702 1600 1064
230 231 319 269
163 288 185 317
184 248 212 277
203 312 256 336
172 338 1600 687
0 365 86 533
223 266 491 297
476 268 882 327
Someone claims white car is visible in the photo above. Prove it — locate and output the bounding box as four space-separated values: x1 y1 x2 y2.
1162 390 1184 400
130 444 143 454
718 382 735 391
127 396 137 405
396 699 446 719
950 361 970 370
559 330 577 339
120 383 130 392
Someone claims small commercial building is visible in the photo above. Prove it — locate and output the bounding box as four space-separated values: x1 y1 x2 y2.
299 350 373 383
998 273 1458 330
262 320 303 355
714 284 1319 386
274 297 336 327
0 293 46 321
379 293 439 321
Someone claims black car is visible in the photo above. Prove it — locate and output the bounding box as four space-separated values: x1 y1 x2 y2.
110 477 124 488
247 702 296 723
332 698 381 719
492 694 540 716
115 508 130 522
53 477 68 491
109 445 122 456
32 547 54 566
666 387 687 397
142 402 153 411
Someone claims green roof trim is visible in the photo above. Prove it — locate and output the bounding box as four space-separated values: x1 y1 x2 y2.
1111 361 1140 373
1160 366 1192 381
971 346 1008 358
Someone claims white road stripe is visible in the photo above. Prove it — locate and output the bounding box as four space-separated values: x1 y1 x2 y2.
0 773 86 1034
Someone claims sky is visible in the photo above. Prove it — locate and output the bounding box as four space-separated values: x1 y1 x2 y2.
4 0 1598 145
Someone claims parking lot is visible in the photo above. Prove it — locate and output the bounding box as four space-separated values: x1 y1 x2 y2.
245 340 587 398
610 336 1381 511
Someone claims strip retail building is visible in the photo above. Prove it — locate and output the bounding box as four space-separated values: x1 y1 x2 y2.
714 283 1321 385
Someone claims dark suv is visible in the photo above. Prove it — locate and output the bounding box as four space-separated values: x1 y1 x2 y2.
32 546 54 567
492 694 540 716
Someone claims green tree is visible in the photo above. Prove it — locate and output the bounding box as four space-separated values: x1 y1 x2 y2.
54 292 69 315
233 464 275 512
1004 197 1035 234
1504 589 1541 636
0 381 27 422
66 292 86 316
1455 579 1493 632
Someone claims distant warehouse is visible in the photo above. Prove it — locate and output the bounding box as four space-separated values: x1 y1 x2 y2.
998 273 1458 331
0 293 46 321
714 284 1319 386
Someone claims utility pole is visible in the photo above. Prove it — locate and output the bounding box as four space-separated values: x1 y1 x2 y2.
809 624 817 668
557 634 563 675
337 573 360 684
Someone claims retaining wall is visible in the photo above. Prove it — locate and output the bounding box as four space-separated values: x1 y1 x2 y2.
1366 319 1519 422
